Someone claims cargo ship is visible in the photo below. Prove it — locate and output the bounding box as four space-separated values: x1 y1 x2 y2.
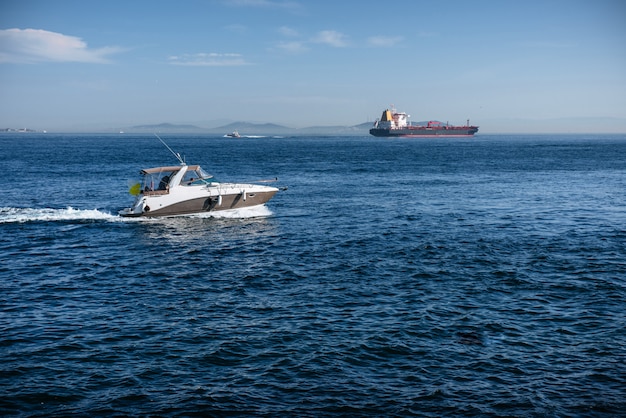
369 107 478 137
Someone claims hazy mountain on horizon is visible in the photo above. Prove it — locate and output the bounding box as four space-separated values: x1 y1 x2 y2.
125 121 372 135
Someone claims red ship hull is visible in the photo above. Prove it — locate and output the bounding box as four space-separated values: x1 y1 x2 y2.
370 107 478 137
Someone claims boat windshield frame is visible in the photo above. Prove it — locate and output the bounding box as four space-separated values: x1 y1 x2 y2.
180 166 217 186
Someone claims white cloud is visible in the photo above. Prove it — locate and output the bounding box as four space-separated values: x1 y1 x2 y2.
278 26 299 37
367 35 404 47
168 52 250 66
275 41 308 53
0 28 122 64
312 30 349 47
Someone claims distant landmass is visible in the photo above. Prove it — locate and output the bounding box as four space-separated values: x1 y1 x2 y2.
130 122 203 132
124 121 374 135
0 128 40 133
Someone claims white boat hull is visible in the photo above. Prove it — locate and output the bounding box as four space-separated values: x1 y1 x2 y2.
119 183 278 218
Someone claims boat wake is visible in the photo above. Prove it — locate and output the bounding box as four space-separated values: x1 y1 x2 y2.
0 205 273 224
178 205 273 219
0 207 119 224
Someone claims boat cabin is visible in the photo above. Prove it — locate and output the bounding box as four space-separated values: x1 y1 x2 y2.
139 165 217 194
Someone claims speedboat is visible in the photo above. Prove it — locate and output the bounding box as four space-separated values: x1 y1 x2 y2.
119 135 279 217
225 130 241 138
119 164 278 217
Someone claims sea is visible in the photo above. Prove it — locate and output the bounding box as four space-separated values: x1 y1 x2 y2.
1 133 625 417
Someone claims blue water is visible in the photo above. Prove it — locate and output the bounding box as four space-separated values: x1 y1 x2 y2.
1 133 625 417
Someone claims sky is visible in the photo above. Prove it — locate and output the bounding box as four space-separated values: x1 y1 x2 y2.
1 0 625 133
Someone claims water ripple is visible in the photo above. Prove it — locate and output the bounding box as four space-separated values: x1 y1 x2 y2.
1 135 626 416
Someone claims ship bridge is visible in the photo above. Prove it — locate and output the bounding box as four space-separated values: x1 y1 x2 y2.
377 108 409 129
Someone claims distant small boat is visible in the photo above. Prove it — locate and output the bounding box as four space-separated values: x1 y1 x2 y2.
225 130 241 138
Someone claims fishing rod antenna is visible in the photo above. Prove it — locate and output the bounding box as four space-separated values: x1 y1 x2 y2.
154 133 185 165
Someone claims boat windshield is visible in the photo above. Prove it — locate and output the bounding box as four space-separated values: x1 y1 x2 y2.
181 166 217 185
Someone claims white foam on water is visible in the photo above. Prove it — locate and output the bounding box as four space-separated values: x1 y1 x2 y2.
0 204 273 224
182 205 273 219
131 205 273 221
0 207 119 224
